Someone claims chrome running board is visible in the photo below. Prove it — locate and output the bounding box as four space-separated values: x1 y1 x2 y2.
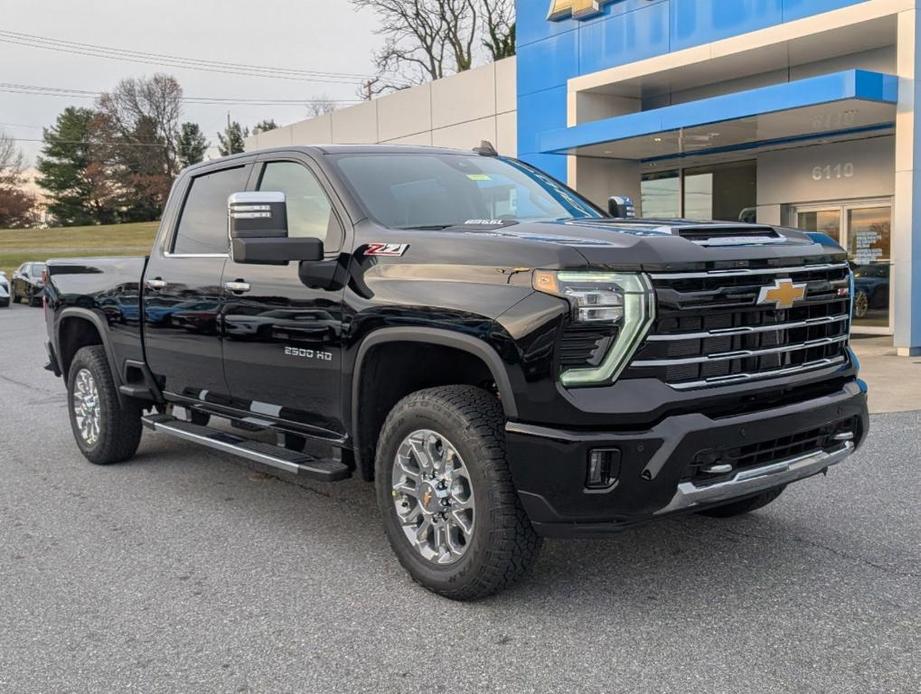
141 413 350 482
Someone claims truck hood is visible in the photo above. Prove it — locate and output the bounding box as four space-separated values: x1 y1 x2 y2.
449 219 844 271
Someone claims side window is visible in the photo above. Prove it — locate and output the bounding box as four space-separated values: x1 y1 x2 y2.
258 161 342 249
172 166 249 255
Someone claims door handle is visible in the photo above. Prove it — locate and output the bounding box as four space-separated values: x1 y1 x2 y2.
224 280 251 294
146 278 167 290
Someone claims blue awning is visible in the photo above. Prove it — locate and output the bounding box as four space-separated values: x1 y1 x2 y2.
540 70 898 161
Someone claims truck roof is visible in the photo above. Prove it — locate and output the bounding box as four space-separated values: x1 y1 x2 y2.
194 144 477 171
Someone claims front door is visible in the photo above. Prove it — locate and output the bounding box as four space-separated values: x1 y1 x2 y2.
794 200 892 333
143 162 253 401
221 156 349 437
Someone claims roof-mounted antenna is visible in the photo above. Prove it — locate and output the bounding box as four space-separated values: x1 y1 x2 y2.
473 140 498 156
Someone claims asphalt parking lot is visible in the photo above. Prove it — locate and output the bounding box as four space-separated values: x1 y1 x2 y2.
1 302 919 693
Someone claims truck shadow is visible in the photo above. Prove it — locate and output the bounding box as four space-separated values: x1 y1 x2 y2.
130 437 893 616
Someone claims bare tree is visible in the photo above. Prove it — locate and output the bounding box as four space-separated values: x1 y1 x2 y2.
94 74 184 219
97 74 183 177
306 97 338 118
482 0 515 61
354 0 514 96
0 131 37 228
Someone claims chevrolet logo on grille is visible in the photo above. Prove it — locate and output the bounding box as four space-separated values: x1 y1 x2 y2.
757 279 807 309
547 0 614 21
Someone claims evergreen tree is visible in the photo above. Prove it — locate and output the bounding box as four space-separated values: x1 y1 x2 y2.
252 119 278 135
217 121 249 156
177 122 209 168
37 107 119 226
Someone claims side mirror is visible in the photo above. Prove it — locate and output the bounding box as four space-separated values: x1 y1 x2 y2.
608 195 636 219
227 191 324 264
228 191 288 239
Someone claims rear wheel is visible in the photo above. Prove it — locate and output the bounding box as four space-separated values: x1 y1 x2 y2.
697 486 786 518
375 385 541 600
67 346 143 465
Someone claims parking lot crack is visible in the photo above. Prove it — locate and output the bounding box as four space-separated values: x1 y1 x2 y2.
718 525 920 581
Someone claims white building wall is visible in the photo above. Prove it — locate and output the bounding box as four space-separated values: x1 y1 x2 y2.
245 58 517 156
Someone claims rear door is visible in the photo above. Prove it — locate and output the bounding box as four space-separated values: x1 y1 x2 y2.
221 154 349 436
143 160 253 403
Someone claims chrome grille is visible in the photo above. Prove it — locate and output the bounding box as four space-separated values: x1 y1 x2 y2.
624 262 851 389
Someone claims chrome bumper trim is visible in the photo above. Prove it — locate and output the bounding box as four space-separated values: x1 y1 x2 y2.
656 441 855 515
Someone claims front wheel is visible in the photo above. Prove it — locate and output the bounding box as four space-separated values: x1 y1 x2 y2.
375 385 542 600
67 345 143 465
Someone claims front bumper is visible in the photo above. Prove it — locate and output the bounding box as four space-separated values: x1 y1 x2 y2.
505 379 868 537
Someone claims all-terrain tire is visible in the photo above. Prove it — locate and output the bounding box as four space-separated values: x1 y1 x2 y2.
697 486 786 518
66 345 143 465
375 385 542 600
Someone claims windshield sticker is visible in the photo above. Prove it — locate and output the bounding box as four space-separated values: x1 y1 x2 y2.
466 174 492 181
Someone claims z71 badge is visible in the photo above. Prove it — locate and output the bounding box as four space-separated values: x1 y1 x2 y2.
364 243 409 257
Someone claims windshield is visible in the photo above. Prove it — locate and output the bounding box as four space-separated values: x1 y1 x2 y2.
330 153 603 229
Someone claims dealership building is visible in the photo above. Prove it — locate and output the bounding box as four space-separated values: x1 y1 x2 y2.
246 0 921 353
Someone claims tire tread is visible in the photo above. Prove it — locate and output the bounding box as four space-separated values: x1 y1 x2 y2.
68 345 142 465
376 385 541 600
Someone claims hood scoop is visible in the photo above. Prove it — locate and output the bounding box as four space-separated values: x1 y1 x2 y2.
666 224 784 246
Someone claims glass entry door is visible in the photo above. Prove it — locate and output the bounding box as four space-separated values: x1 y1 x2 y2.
794 200 892 333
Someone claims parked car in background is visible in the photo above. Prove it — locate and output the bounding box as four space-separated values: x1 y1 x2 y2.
11 262 47 306
852 262 890 320
0 271 10 308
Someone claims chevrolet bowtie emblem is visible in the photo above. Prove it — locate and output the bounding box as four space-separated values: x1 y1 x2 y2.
758 279 807 310
547 0 614 21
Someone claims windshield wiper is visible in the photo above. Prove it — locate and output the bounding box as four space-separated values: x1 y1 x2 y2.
396 224 456 230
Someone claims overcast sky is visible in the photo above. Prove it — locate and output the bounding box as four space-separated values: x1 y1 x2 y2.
0 0 382 166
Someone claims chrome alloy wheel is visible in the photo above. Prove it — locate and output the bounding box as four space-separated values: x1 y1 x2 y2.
72 368 101 446
391 429 475 565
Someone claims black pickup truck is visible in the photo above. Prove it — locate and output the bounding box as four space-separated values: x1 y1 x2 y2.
43 145 868 599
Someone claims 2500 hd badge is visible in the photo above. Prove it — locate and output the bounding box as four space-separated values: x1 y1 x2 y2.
285 346 333 361
41 143 868 600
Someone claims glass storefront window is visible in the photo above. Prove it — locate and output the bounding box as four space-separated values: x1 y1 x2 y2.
793 202 891 332
641 161 757 221
848 206 891 329
640 171 680 218
797 210 841 245
683 172 713 221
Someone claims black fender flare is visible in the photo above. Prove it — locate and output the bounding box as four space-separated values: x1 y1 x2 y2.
350 327 519 468
56 307 126 404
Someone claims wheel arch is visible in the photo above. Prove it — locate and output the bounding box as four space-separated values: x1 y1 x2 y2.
350 327 517 481
56 308 125 404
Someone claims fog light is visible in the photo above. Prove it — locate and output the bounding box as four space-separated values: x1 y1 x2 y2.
586 449 621 489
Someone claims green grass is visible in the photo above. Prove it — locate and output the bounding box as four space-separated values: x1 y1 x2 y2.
0 222 159 277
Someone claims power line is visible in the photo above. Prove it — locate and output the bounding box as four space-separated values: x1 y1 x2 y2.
5 137 168 147
0 82 362 107
0 28 373 84
0 28 369 79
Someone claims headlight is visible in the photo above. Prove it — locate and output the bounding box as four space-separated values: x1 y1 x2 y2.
533 270 655 386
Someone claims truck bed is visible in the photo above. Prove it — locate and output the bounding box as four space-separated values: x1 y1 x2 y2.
45 256 149 376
